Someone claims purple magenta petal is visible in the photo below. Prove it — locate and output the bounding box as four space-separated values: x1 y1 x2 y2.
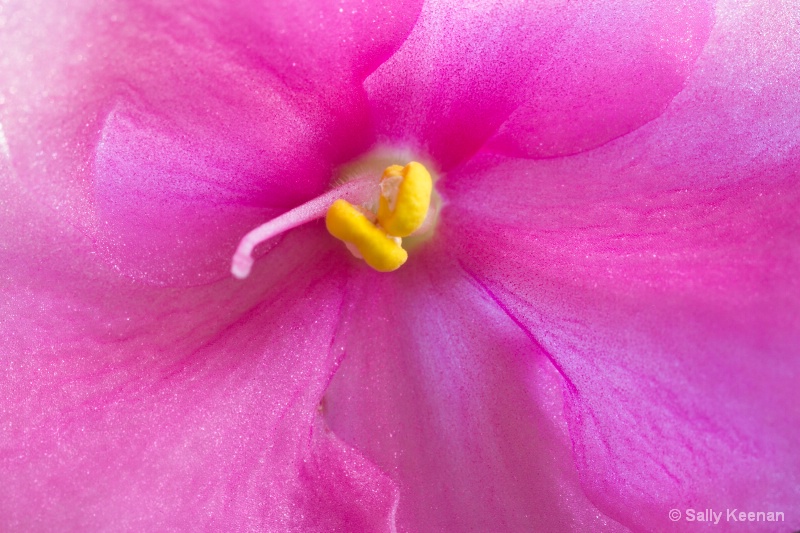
0 210 399 529
322 248 627 531
442 1 800 519
441 6 800 527
447 152 800 529
486 0 713 159
366 0 711 169
456 213 800 531
0 0 422 286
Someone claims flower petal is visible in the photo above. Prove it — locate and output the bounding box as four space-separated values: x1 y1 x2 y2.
486 0 713 159
322 248 625 531
0 221 399 530
0 0 422 285
443 4 800 519
445 157 800 529
366 0 711 168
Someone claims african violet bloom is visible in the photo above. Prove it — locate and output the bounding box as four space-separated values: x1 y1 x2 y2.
1 0 799 531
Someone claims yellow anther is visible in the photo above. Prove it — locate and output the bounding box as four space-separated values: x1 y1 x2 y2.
377 161 432 238
325 199 408 272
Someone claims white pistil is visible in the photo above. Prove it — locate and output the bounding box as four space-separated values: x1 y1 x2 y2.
231 177 378 279
380 174 402 212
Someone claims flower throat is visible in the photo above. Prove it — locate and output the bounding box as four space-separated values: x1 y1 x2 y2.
231 159 438 279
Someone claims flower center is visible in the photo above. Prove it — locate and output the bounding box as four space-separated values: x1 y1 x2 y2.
231 160 438 279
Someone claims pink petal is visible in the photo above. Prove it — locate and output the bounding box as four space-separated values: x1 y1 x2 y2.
458 222 800 531
366 0 711 169
443 0 800 517
322 248 626 531
486 0 712 159
449 155 800 528
0 0 422 285
0 215 398 530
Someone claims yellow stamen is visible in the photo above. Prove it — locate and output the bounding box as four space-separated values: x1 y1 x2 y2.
325 199 408 272
377 162 433 238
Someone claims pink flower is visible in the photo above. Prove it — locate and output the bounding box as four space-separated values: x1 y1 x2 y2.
1 0 798 531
